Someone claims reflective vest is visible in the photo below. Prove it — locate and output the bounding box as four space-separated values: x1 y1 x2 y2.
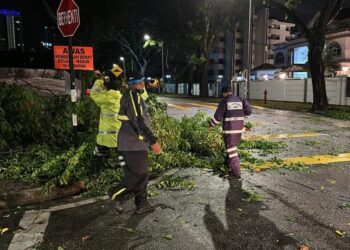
89 78 148 148
210 94 252 135
90 88 122 148
117 89 156 151
92 79 106 92
141 88 149 101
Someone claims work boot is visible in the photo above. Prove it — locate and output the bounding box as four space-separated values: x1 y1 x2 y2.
113 201 124 213
135 201 155 214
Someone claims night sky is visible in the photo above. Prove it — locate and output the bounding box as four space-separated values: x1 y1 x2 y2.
0 0 349 50
0 0 58 49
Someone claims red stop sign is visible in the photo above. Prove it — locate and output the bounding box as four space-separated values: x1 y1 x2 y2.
57 0 80 37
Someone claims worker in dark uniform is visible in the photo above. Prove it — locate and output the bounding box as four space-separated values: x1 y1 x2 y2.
209 86 252 178
109 72 161 214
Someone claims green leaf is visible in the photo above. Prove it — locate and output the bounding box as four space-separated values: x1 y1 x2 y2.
164 234 173 240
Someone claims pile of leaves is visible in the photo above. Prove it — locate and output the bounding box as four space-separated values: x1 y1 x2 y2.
0 86 285 196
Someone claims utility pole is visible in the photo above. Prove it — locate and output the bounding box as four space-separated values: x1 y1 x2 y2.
120 57 126 82
161 41 165 94
247 0 253 100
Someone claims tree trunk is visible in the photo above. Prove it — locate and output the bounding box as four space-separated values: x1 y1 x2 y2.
200 59 209 97
308 37 329 111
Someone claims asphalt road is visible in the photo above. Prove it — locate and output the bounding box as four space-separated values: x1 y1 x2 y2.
1 97 350 250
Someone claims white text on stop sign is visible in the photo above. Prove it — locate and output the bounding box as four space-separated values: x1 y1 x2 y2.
58 9 79 26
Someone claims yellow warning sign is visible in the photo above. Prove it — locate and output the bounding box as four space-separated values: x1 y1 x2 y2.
111 64 123 77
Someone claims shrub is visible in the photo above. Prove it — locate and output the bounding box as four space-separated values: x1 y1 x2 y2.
0 83 99 151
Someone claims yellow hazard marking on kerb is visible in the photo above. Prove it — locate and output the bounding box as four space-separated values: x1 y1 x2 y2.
167 103 189 110
243 132 323 141
254 153 350 171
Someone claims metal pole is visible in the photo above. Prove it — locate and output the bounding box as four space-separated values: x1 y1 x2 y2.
68 37 78 150
124 60 126 77
123 59 126 82
161 42 165 93
247 0 253 100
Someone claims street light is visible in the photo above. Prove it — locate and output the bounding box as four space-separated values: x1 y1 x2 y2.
144 33 164 93
246 0 253 100
120 56 126 80
216 75 224 98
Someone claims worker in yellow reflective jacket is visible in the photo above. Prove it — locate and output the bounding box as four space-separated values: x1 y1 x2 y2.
89 71 122 174
89 70 149 173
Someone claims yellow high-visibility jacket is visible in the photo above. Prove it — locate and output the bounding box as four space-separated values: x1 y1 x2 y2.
90 87 122 148
92 79 105 92
141 88 149 100
90 77 149 148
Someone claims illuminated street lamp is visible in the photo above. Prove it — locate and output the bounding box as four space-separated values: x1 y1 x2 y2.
120 56 126 80
216 75 224 98
144 33 164 92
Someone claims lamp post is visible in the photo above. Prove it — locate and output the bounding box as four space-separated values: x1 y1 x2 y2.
120 56 126 81
160 41 164 92
217 74 223 98
247 0 253 100
144 34 164 93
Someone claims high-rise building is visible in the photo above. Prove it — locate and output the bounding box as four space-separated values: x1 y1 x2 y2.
197 6 296 96
252 8 295 68
207 23 246 91
0 9 24 51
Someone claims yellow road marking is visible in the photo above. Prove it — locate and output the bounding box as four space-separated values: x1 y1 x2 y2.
334 123 350 128
167 103 189 110
252 105 265 110
187 103 217 110
243 132 323 141
254 153 350 170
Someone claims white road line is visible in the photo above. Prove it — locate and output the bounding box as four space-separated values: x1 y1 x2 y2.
8 168 181 249
7 198 108 250
48 196 109 212
8 210 50 250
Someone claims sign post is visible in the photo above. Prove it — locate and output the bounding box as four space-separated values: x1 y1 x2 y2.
57 0 80 149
